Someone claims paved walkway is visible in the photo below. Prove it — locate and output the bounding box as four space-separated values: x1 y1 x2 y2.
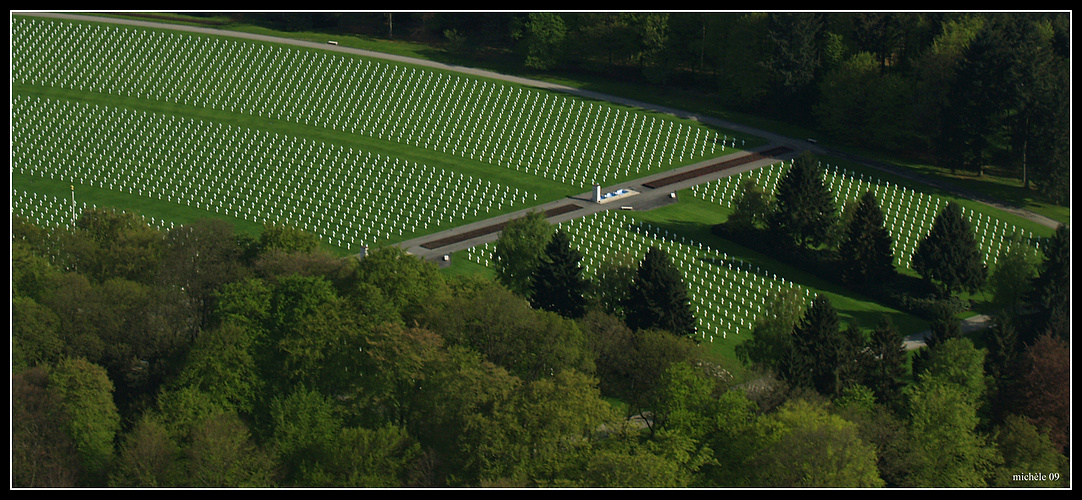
902 314 994 351
395 146 796 261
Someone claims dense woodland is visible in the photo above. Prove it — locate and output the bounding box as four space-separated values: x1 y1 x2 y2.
11 199 1070 487
226 11 1072 204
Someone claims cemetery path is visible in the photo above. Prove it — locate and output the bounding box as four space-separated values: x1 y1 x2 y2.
902 314 994 351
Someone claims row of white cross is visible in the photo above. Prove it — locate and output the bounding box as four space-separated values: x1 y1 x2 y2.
689 161 1044 269
12 95 535 250
13 16 735 191
465 210 813 342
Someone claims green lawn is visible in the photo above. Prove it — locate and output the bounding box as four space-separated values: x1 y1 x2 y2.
626 194 929 337
13 15 751 257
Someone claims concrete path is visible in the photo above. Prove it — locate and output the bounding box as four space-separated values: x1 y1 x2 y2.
395 146 796 262
902 314 994 351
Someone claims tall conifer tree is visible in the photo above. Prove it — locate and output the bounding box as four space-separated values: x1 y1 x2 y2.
529 229 588 319
862 317 906 409
911 202 986 296
839 190 895 286
1020 224 1069 340
769 152 837 250
623 247 697 339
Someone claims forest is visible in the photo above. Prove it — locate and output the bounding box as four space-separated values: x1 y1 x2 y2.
11 202 1070 487
229 11 1071 205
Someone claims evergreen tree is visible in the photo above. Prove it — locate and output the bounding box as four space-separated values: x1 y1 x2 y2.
985 313 1023 426
781 294 855 397
529 229 589 319
769 151 838 251
862 317 906 410
1020 224 1069 341
986 234 1037 318
623 247 697 339
839 190 896 286
910 202 986 296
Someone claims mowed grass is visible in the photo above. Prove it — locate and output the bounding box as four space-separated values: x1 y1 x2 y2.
12 14 751 254
625 193 929 338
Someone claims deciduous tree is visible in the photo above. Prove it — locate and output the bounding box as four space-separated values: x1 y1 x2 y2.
492 210 555 299
49 356 122 483
749 398 885 487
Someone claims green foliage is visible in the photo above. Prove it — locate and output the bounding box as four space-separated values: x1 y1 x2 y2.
579 309 697 418
423 278 594 382
623 246 697 339
911 201 986 296
529 229 589 319
734 286 805 374
180 412 277 487
468 370 616 486
11 295 64 372
354 245 448 323
301 425 421 488
750 398 885 488
761 12 825 117
70 207 167 285
158 218 248 334
1021 224 1069 340
861 317 907 409
816 51 918 150
49 357 122 482
768 151 838 250
587 252 637 317
781 294 862 398
492 210 555 299
11 238 60 302
108 414 181 487
987 234 1037 315
990 415 1069 487
12 367 82 488
902 377 1000 487
916 337 989 407
514 12 569 70
173 321 263 416
727 177 773 231
213 277 273 330
838 190 896 286
258 222 320 254
269 388 343 486
578 430 692 488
